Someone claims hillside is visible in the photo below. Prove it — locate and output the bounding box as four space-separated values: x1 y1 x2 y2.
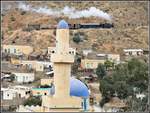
1 1 149 54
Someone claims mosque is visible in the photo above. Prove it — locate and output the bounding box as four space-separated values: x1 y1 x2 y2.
17 20 90 112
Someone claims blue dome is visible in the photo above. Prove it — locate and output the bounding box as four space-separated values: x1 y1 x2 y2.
70 77 89 98
57 20 69 29
50 77 89 98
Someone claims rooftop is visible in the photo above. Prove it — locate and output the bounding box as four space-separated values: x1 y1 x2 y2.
86 52 107 60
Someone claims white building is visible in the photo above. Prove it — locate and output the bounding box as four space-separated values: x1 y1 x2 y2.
13 72 35 83
9 85 32 98
1 85 31 100
123 49 143 56
1 88 16 100
21 60 53 72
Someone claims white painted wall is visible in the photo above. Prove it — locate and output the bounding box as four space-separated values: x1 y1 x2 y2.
13 73 35 83
1 88 16 100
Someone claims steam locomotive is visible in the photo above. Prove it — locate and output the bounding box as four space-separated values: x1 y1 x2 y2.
24 23 114 31
68 23 114 29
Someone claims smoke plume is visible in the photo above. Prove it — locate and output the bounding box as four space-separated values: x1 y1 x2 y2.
18 2 112 21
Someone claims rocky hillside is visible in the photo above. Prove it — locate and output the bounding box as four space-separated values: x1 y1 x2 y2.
1 1 149 54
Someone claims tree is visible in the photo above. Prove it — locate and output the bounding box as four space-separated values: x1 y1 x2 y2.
96 63 106 79
99 58 148 111
104 60 114 70
73 34 81 44
23 96 42 106
10 74 15 82
21 11 26 15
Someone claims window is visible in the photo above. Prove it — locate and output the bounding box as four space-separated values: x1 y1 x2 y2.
129 52 132 55
8 49 10 53
14 49 16 53
87 63 90 68
19 94 21 98
40 66 42 69
23 76 25 81
4 49 7 53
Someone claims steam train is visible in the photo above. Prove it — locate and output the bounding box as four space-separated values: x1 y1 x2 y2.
24 23 114 31
68 23 114 29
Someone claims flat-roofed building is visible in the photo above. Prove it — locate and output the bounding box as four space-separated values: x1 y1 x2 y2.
123 49 143 56
21 60 53 72
31 88 51 96
13 72 35 83
1 88 16 100
81 52 106 69
2 45 33 56
41 78 53 86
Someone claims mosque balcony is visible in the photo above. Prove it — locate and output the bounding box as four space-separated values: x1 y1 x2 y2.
51 54 74 63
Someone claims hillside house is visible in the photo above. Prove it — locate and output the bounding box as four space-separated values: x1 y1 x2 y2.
123 49 143 56
2 45 33 56
1 88 16 100
1 85 31 100
13 72 35 83
41 78 54 86
81 52 106 69
21 60 53 72
9 85 31 98
31 88 52 96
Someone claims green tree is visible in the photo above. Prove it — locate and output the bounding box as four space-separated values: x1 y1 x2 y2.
23 96 42 106
96 63 106 79
99 58 148 111
104 60 114 70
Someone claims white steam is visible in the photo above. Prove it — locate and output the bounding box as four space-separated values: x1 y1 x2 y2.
18 3 112 21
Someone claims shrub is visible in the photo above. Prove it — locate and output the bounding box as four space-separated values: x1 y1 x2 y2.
23 96 42 106
21 11 26 15
73 34 81 44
